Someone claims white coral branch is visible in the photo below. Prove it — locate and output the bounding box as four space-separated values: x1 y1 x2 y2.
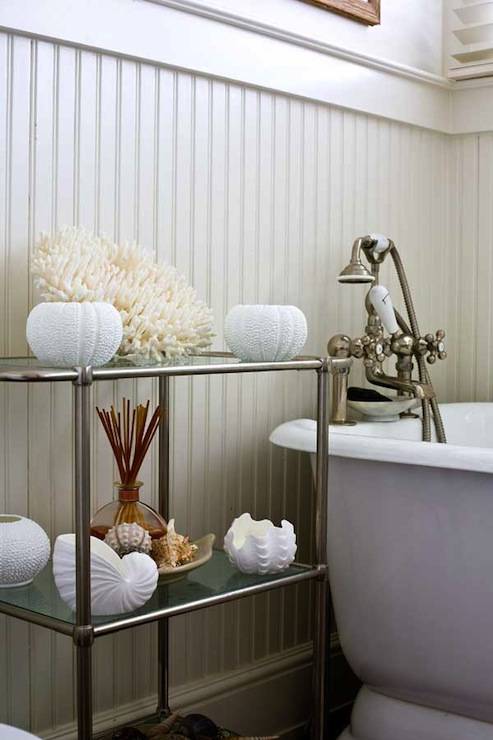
32 226 214 360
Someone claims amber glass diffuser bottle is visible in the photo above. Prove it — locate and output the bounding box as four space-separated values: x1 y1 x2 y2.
90 399 166 540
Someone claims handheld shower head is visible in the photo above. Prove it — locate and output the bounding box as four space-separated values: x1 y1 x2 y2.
338 262 375 284
368 284 399 335
337 237 375 284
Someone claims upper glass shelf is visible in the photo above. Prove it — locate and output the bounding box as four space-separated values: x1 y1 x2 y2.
0 551 319 637
0 352 323 382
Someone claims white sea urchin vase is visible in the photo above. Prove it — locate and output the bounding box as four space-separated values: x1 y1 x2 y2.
224 305 307 362
0 515 50 587
224 513 297 575
26 301 122 367
53 534 158 615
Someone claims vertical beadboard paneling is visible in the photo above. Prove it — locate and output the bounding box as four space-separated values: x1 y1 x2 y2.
0 29 465 737
477 134 493 401
451 131 493 405
456 135 479 401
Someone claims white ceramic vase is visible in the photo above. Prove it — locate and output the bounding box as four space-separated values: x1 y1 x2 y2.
26 301 122 367
224 305 307 362
0 515 50 587
224 513 297 575
52 534 158 615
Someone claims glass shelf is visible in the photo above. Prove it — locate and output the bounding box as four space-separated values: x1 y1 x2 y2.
0 551 320 637
0 352 323 382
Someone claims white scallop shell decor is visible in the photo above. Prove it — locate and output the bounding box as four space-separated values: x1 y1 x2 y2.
26 301 123 367
223 513 297 575
53 534 158 615
0 515 50 588
224 305 307 362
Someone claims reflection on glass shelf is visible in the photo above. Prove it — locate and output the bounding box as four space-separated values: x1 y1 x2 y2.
0 352 321 382
0 353 239 369
0 551 317 635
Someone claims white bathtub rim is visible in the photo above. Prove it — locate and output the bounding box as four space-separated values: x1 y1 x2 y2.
269 418 493 474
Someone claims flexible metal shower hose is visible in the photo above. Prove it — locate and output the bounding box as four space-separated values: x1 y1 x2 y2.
391 248 447 444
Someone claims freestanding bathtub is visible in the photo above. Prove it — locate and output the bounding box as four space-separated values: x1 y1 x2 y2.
270 403 493 740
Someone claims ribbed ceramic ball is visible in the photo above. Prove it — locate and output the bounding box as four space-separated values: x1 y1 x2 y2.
26 301 122 367
0 515 50 587
224 305 307 362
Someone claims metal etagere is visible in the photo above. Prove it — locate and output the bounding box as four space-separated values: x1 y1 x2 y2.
0 352 336 740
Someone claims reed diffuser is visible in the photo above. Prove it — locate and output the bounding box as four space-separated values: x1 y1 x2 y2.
90 399 167 540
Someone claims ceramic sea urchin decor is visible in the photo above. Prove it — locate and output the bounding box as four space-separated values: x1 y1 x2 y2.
31 226 214 360
0 515 50 587
224 513 297 575
26 301 122 367
224 305 307 362
104 522 153 556
53 534 158 615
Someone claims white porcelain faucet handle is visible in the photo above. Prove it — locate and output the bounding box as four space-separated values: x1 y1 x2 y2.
369 285 399 335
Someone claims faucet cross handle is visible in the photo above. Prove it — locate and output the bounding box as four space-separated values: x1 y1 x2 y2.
422 329 447 364
351 332 391 368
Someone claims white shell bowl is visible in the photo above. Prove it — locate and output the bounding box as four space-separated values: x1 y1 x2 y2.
26 301 122 367
224 513 297 575
224 305 307 362
53 534 158 615
0 515 50 588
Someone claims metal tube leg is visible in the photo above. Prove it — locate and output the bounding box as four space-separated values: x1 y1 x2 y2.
76 643 93 740
157 619 170 718
157 376 171 718
74 369 94 740
312 363 330 740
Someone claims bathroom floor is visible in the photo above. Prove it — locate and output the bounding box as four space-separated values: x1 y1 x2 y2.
96 712 279 739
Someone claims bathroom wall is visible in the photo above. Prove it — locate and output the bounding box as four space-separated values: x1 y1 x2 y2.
448 132 493 403
0 3 480 736
185 0 445 75
0 27 454 738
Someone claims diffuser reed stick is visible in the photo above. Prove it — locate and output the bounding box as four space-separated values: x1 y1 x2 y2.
96 399 161 484
96 398 162 531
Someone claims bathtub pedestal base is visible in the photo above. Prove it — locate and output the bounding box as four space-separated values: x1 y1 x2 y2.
339 687 493 740
270 407 493 740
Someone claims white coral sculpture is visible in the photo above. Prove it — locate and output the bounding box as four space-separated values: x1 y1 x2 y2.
32 227 214 360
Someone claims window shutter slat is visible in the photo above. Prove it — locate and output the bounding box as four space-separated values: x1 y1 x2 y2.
449 1 493 79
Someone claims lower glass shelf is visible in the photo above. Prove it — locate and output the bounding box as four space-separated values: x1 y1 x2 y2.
0 551 320 637
93 711 241 739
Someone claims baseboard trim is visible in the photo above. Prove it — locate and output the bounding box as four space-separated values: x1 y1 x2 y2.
40 643 313 740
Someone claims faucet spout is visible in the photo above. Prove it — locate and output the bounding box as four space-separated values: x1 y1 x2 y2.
365 366 435 400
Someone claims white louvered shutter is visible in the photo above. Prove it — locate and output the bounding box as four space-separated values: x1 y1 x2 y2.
449 1 493 80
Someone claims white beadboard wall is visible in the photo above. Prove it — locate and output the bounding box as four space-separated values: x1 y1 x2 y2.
0 31 454 737
447 132 493 404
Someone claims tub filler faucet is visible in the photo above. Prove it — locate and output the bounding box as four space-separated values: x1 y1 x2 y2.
328 234 447 443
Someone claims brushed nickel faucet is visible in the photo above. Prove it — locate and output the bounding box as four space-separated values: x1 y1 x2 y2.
328 234 447 443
